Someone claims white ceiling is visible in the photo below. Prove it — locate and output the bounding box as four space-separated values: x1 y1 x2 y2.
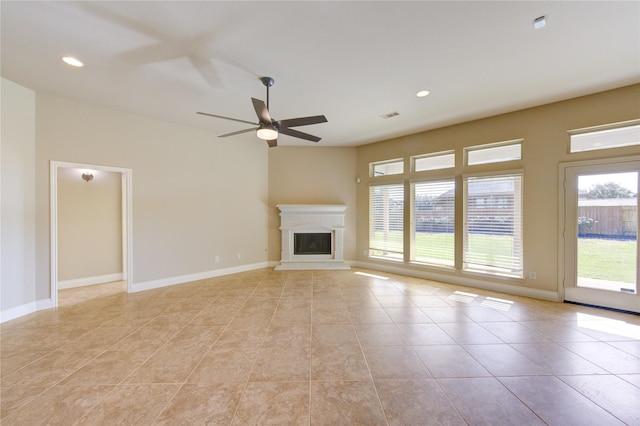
2 1 639 147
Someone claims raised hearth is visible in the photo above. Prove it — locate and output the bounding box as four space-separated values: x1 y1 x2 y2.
275 204 350 270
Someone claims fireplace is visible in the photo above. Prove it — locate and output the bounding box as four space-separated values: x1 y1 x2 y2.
275 204 350 270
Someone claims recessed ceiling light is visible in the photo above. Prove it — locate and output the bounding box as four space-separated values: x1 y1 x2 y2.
533 16 546 29
416 90 430 97
62 56 84 67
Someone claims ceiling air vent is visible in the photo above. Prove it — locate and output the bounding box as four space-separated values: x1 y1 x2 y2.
379 111 400 119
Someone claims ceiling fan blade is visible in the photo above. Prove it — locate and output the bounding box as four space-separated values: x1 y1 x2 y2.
279 127 321 143
279 115 328 128
218 128 257 138
251 98 272 123
267 139 278 148
197 112 257 126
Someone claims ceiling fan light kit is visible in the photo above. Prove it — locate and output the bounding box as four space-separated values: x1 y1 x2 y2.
256 124 278 140
197 77 327 147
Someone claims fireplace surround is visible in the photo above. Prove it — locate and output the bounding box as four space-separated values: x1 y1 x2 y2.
275 204 350 270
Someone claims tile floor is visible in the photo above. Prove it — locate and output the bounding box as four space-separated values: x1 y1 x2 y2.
1 268 639 425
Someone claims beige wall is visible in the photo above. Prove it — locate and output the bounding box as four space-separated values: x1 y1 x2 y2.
34 93 269 297
356 84 640 296
57 168 122 282
268 147 357 263
1 78 37 313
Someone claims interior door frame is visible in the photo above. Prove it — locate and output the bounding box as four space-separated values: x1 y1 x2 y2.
50 161 133 307
558 155 639 312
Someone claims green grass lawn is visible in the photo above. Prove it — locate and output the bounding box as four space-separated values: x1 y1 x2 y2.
578 237 637 284
373 231 637 284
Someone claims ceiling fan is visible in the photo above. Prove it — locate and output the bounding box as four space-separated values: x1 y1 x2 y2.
197 77 328 148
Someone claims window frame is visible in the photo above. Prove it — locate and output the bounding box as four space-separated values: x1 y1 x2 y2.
368 182 405 261
568 119 640 154
370 158 404 177
465 139 523 166
411 150 455 172
462 170 524 278
410 176 456 268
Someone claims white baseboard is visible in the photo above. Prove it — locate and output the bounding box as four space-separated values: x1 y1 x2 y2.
130 262 271 293
1 298 55 324
58 273 124 290
354 260 560 302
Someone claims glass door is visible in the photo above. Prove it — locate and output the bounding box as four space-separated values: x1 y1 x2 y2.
562 159 639 313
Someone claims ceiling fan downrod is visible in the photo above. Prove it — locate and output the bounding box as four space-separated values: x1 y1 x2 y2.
260 76 274 110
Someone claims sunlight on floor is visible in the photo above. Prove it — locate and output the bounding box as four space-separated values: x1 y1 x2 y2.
481 296 515 311
576 313 640 340
446 291 478 304
354 271 389 280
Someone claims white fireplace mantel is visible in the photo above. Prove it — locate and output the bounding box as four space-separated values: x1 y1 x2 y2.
275 204 350 270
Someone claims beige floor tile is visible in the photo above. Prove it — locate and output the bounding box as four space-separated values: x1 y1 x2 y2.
61 350 151 385
124 343 209 384
463 344 549 376
188 345 259 384
0 350 49 378
2 268 638 425
384 307 432 324
1 349 99 387
249 347 311 382
414 345 491 378
355 323 408 345
75 384 179 425
511 342 608 375
362 345 431 380
262 323 311 347
560 374 640 426
311 345 371 381
376 379 466 425
310 380 387 425
0 385 48 419
232 381 310 425
559 341 640 374
154 383 244 425
439 377 545 425
311 324 359 346
499 376 626 425
348 307 393 324
2 385 114 425
395 323 456 345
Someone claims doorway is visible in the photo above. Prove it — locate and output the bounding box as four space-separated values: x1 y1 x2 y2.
560 156 639 313
50 161 133 307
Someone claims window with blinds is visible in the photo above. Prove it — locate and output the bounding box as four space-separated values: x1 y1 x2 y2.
411 179 455 267
369 184 404 260
463 173 523 277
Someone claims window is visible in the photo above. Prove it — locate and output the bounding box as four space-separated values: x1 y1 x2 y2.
369 184 404 260
371 159 403 176
569 122 640 153
413 151 455 172
466 140 522 166
411 179 455 267
463 173 523 277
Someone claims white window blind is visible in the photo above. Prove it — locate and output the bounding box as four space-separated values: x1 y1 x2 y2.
463 173 523 277
411 179 455 266
369 184 404 260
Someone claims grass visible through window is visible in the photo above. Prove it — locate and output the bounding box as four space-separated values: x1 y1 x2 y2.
578 237 637 284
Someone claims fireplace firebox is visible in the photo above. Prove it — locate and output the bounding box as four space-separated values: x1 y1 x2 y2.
294 233 332 255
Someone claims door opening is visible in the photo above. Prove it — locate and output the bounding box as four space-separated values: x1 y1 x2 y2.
50 161 133 307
